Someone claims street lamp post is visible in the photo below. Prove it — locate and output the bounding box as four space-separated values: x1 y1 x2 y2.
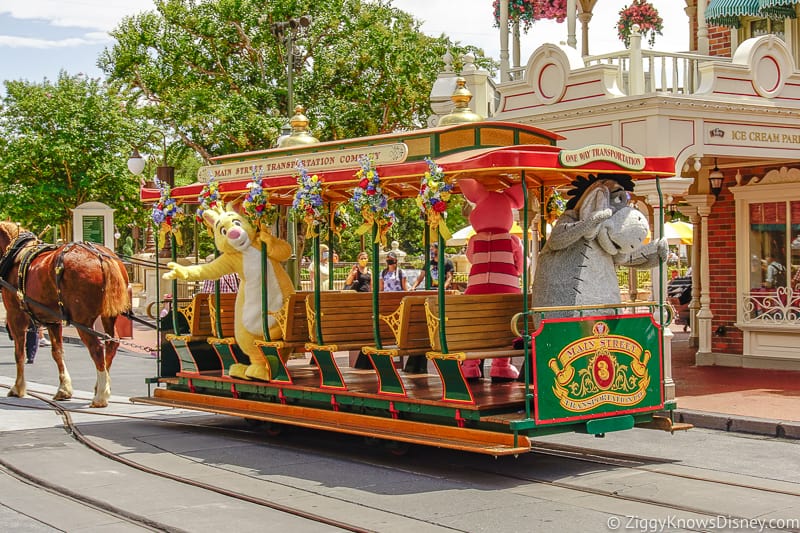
127 129 179 343
271 15 311 288
127 130 176 256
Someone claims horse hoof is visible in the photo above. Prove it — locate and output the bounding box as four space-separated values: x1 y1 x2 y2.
89 401 108 408
7 389 23 398
53 392 72 401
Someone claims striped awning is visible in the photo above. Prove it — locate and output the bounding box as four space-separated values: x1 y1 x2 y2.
758 0 798 19
706 0 761 27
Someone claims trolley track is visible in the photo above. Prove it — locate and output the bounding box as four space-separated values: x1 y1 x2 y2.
2 386 798 532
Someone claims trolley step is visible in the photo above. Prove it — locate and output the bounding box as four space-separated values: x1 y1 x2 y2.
131 389 532 457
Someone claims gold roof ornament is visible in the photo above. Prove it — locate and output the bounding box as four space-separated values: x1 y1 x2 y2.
438 77 484 126
278 105 320 147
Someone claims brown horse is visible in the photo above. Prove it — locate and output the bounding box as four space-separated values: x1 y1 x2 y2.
0 221 129 407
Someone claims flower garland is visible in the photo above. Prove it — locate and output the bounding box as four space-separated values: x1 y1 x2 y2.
151 177 184 249
196 174 221 223
350 155 395 246
492 0 567 32
290 161 325 239
544 187 566 225
329 204 348 242
416 157 454 241
616 0 663 48
242 167 278 232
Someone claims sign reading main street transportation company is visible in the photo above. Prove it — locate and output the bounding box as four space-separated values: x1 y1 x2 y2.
558 144 646 170
198 143 408 182
534 314 662 423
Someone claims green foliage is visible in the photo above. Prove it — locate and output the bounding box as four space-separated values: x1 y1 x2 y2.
0 73 145 239
99 0 495 157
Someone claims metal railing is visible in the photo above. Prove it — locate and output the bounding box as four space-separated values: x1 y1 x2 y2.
741 288 800 324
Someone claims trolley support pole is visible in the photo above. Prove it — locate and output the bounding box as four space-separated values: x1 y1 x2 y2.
521 171 533 418
371 223 382 349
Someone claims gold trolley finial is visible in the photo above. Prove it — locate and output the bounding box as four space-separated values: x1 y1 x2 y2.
438 77 484 126
278 104 320 147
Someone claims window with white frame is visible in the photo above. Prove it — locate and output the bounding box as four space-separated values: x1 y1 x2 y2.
748 201 800 290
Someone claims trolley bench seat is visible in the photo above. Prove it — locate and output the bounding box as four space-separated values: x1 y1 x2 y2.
305 291 424 390
363 293 443 395
254 291 313 384
166 292 238 374
424 293 529 403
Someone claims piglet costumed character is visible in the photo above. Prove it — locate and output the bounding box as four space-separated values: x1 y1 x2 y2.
460 178 524 381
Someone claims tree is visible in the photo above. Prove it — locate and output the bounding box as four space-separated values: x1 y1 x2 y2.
99 0 496 160
0 73 145 241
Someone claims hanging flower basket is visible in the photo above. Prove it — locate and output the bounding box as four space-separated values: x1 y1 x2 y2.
416 157 454 241
617 0 663 48
290 161 325 239
242 168 278 232
350 155 395 246
152 177 184 249
492 0 567 33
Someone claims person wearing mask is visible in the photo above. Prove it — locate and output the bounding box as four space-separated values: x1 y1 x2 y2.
345 251 372 292
411 243 454 290
379 251 407 292
308 244 331 290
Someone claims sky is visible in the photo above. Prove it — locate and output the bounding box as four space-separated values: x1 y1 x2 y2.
0 0 690 86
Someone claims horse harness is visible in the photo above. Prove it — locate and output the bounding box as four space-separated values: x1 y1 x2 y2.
0 234 109 328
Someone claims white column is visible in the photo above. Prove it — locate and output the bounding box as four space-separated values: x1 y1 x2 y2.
644 191 675 401
567 0 577 49
696 0 709 54
500 0 510 82
694 200 715 363
579 12 593 57
629 25 644 95
635 178 692 402
688 211 701 347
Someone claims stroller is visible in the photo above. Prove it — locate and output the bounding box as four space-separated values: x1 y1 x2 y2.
667 275 692 331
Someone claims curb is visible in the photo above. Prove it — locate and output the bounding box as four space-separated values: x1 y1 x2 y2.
671 409 800 440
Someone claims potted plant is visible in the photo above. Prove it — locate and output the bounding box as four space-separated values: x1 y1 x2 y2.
616 0 664 48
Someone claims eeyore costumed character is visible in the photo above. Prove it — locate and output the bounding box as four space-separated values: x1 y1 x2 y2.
532 174 667 314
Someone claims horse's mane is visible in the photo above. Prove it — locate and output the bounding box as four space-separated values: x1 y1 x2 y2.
0 221 24 242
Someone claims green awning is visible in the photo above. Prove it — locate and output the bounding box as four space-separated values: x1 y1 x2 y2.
706 0 760 27
759 0 798 19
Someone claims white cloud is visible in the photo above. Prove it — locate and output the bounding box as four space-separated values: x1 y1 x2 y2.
0 0 155 31
0 34 110 49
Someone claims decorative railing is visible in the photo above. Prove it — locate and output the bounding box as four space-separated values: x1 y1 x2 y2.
583 48 729 96
741 288 800 325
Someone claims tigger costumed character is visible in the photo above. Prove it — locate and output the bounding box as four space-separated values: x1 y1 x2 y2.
460 178 524 381
163 205 295 381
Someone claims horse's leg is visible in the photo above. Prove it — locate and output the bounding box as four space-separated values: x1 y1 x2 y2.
47 324 72 401
7 322 27 398
100 316 120 371
77 327 110 408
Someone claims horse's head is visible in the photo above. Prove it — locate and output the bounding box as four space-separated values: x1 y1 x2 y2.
570 175 649 255
0 221 23 254
201 205 257 254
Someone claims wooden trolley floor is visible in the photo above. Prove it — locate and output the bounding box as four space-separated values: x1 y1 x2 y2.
132 359 536 456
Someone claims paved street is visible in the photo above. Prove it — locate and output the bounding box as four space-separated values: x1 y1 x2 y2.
1 334 799 532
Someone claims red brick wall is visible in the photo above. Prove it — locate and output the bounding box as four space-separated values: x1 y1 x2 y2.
707 168 741 353
708 26 732 57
